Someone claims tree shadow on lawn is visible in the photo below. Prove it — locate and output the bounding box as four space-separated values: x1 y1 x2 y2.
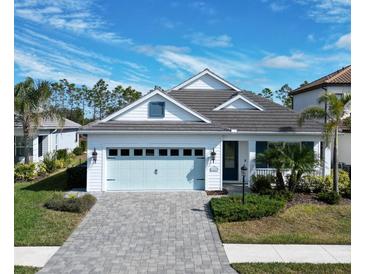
24 170 69 192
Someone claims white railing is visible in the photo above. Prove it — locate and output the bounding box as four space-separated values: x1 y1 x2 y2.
255 168 322 178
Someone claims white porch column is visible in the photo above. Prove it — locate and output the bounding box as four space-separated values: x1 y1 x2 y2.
324 146 331 176
314 141 321 174
247 140 256 187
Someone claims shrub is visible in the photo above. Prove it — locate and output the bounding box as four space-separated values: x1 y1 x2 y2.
73 146 83 156
210 194 286 222
316 191 340 205
55 149 68 160
268 189 294 202
44 194 96 213
251 175 275 194
36 162 48 176
80 140 87 152
14 163 36 181
300 175 332 193
55 159 65 169
339 170 351 199
43 152 57 173
66 164 87 189
301 171 351 198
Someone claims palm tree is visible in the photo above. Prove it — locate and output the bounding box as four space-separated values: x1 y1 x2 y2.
15 77 64 163
298 93 351 193
256 143 287 190
257 143 318 192
285 144 318 192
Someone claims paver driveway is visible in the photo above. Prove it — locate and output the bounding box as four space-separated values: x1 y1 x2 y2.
39 192 235 274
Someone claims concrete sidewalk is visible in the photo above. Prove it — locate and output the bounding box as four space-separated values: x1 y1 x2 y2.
15 247 59 267
224 244 351 264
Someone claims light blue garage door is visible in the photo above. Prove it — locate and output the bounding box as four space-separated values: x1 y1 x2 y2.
106 148 205 191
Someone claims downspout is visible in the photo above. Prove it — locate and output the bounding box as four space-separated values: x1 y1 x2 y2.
321 86 328 176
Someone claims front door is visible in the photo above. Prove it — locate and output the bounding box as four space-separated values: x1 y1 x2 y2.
223 141 238 181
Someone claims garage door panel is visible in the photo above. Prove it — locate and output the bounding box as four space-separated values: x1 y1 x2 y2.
106 148 205 191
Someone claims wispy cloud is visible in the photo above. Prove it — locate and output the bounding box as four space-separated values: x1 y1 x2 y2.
189 1 216 15
334 33 351 50
263 0 350 23
323 33 351 50
307 34 316 42
15 0 132 44
295 0 351 23
157 17 181 29
135 45 260 80
186 32 232 48
261 52 309 69
269 2 288 11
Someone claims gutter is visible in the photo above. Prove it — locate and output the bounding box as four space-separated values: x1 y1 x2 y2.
78 130 323 136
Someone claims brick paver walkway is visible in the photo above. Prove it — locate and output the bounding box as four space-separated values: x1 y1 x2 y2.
39 192 235 274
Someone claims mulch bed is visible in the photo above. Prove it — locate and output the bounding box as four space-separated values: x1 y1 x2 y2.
206 189 228 196
286 193 351 208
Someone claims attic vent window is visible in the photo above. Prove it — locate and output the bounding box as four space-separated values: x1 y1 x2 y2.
149 102 165 118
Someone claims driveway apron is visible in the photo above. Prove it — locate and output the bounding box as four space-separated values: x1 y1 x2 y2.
39 192 235 274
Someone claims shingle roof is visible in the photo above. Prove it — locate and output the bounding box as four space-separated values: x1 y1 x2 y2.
14 117 81 129
169 90 322 133
290 65 351 95
82 89 323 134
81 121 225 132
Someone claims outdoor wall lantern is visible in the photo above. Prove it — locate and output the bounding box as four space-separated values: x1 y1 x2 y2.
241 160 248 204
210 149 216 163
92 148 98 163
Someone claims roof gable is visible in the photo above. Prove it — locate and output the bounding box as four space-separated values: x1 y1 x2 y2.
102 89 211 123
213 94 264 111
171 69 240 91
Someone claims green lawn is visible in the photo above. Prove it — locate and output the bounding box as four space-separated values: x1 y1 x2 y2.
15 170 85 246
231 263 351 274
14 266 40 274
217 203 350 244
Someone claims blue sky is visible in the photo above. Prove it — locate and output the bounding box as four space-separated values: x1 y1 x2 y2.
14 0 350 94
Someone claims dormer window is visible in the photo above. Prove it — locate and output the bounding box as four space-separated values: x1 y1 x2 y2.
149 102 165 118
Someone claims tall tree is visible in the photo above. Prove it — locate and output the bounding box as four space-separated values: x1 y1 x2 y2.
275 84 293 108
78 85 89 125
298 93 351 193
258 88 273 100
123 86 142 104
300 80 309 87
50 81 66 109
90 79 109 120
15 77 64 163
62 79 77 117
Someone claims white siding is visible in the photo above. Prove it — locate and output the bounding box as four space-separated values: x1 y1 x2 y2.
55 130 78 151
15 128 79 163
86 134 223 191
293 85 351 112
223 99 256 110
113 94 200 121
182 74 232 90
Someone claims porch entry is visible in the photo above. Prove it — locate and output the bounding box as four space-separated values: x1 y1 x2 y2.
223 141 238 181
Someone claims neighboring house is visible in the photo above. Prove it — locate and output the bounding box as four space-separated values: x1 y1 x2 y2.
290 65 351 165
14 118 81 163
80 69 329 192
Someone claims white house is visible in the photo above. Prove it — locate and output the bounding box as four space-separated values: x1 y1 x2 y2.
80 69 330 192
290 65 351 166
14 118 81 163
